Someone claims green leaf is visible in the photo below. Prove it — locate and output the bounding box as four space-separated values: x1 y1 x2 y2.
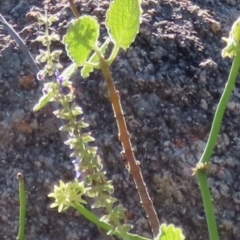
36 49 48 63
59 62 78 81
100 214 111 223
48 15 59 24
33 91 54 112
222 18 240 58
222 38 237 58
86 146 97 155
81 38 110 78
63 16 100 65
49 32 60 42
59 121 89 132
82 133 95 143
64 138 77 149
106 0 141 50
71 105 83 116
50 50 62 61
155 224 185 240
231 18 240 43
59 123 72 132
53 109 67 119
37 13 47 25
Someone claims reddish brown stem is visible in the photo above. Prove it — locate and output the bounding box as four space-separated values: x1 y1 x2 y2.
67 0 80 18
99 56 160 237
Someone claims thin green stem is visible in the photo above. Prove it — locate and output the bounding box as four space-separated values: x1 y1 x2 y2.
196 171 218 240
196 51 240 240
83 61 99 68
74 203 150 240
16 173 26 240
198 51 240 165
107 44 120 65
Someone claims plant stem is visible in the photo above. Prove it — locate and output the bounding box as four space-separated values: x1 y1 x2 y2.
74 203 150 240
196 171 218 240
107 44 120 65
67 0 80 18
16 173 26 240
99 56 160 237
198 51 240 165
196 51 240 240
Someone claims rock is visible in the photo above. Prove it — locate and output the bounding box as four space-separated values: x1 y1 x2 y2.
11 1 29 16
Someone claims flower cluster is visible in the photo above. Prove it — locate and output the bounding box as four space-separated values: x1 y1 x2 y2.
48 179 87 212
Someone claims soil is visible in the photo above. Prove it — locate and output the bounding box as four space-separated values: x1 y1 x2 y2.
1 0 240 239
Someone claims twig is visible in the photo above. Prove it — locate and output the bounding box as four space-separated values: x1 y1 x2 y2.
99 56 160 237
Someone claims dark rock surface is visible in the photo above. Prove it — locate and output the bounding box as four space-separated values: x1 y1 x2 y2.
1 0 240 239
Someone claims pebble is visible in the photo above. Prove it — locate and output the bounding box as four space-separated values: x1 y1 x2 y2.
233 224 240 237
209 20 221 33
132 95 156 117
225 157 236 168
43 157 54 169
226 0 236 6
223 169 234 185
39 215 48 225
212 156 224 164
135 217 149 229
220 219 234 231
174 190 184 203
211 187 220 200
233 192 240 204
219 183 230 197
1 215 8 222
200 99 208 110
223 133 230 146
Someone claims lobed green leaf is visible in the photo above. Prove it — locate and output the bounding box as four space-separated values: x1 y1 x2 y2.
155 224 185 240
106 0 141 50
63 16 100 65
